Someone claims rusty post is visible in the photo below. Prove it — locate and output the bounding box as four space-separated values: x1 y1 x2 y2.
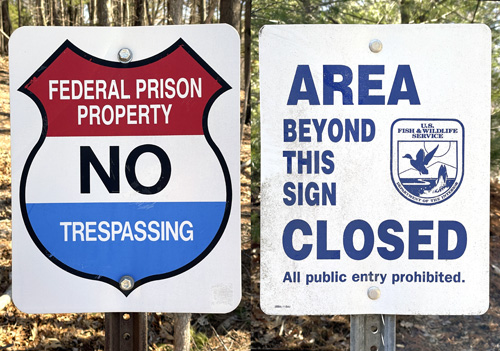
105 312 148 351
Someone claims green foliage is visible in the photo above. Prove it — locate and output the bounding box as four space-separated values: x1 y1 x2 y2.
9 0 31 31
190 329 209 349
492 110 500 173
250 210 260 243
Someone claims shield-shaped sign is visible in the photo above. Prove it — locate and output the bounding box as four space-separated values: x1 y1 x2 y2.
11 26 240 313
391 119 464 205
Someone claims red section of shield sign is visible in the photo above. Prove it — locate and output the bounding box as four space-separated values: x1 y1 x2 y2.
23 39 225 137
18 39 233 295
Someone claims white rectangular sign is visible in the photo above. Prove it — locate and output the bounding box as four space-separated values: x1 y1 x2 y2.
11 25 241 313
260 24 490 315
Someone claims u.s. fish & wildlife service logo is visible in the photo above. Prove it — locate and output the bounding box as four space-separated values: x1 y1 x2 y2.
391 119 464 205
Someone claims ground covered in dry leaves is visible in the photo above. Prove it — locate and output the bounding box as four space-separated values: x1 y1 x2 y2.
0 57 251 351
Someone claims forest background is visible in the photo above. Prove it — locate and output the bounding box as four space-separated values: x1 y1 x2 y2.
0 0 499 350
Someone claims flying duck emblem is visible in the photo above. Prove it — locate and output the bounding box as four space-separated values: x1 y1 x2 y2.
402 145 439 175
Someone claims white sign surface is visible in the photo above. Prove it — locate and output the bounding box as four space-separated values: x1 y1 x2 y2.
11 25 240 313
260 24 490 315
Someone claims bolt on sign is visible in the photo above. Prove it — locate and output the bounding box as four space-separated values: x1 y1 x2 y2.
10 25 241 313
260 25 490 315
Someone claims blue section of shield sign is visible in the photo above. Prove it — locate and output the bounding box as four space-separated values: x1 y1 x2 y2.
26 202 226 282
391 119 464 205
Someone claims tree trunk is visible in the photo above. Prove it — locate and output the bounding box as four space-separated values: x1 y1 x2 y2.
145 0 151 24
119 0 123 25
2 0 11 35
0 0 10 54
38 0 46 25
162 0 166 24
173 313 191 351
220 0 240 30
189 0 196 24
167 0 182 24
49 0 53 25
400 0 410 24
17 0 22 27
52 0 64 26
89 0 97 25
203 0 217 23
97 0 111 27
164 6 192 347
26 0 32 25
59 0 65 25
0 3 4 55
67 0 75 25
200 0 205 22
134 0 145 25
79 0 83 24
243 0 251 124
124 0 129 25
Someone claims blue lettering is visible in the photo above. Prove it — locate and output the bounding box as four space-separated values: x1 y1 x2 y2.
282 219 312 260
287 65 320 105
438 221 467 259
358 65 385 105
284 118 375 143
280 219 467 261
312 119 326 142
321 150 335 174
322 183 336 205
388 65 420 105
409 220 433 259
343 220 374 260
323 65 353 105
362 119 376 142
377 220 404 260
297 151 311 174
283 119 297 142
305 182 319 205
283 150 295 174
345 119 359 142
287 64 419 105
298 119 311 142
283 182 295 206
328 119 343 142
317 220 340 259
282 182 336 206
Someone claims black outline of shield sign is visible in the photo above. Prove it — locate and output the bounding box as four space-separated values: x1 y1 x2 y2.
18 38 232 296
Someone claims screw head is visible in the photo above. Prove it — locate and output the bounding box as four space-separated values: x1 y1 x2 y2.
369 39 383 53
367 286 381 300
119 275 134 291
118 48 132 63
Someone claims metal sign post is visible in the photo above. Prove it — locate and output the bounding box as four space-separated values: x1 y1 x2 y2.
350 315 396 351
105 312 148 351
